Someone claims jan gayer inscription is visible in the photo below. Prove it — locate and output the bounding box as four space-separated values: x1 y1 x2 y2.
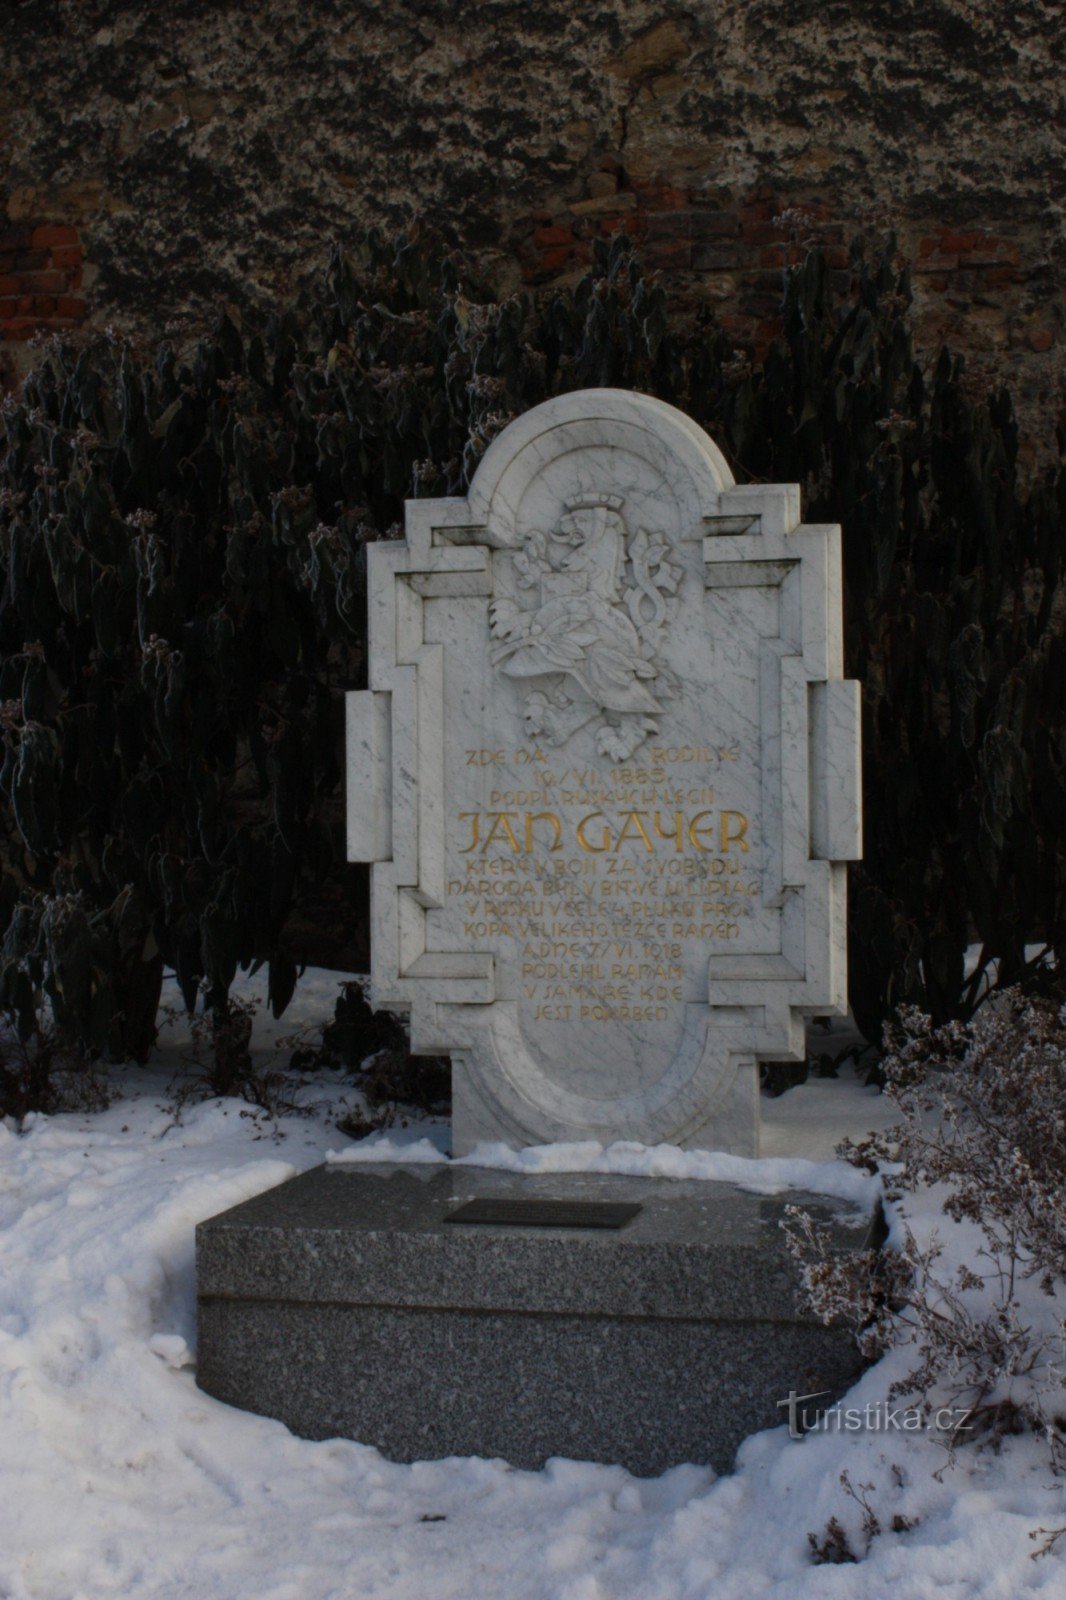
346 390 861 1155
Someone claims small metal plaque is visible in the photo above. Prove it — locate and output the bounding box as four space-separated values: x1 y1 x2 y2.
444 1198 641 1230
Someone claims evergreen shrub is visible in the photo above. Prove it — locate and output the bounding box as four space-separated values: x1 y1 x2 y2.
0 233 1061 1090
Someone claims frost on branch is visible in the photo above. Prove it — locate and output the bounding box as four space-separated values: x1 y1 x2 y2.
786 988 1066 1461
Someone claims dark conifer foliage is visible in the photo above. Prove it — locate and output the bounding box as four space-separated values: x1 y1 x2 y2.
0 233 1061 1070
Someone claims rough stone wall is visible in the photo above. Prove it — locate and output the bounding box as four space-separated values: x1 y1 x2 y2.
2 0 1061 448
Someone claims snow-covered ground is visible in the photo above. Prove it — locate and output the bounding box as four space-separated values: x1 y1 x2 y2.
0 969 1061 1600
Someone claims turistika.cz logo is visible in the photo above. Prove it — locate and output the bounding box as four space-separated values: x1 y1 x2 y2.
777 1390 974 1440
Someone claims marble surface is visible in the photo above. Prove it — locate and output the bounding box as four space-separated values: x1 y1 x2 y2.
346 390 862 1154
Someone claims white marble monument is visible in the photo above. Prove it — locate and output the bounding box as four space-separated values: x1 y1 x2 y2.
346 390 861 1155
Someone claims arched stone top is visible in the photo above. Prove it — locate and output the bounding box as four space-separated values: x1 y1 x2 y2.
466 388 735 541
349 383 859 1158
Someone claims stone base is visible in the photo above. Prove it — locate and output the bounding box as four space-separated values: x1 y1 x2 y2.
449 1050 761 1158
196 1164 872 1477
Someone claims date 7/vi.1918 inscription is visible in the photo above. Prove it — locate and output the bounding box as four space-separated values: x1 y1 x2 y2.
447 745 760 1026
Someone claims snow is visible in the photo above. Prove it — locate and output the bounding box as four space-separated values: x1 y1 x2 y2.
327 1133 880 1207
0 967 1061 1599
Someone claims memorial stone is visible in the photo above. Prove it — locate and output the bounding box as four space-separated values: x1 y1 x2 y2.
346 388 861 1154
196 390 869 1475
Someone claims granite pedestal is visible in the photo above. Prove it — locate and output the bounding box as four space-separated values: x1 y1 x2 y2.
196 1164 871 1476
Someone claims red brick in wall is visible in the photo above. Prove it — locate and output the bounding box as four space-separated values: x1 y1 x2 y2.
514 178 1056 370
0 193 1057 447
0 222 88 344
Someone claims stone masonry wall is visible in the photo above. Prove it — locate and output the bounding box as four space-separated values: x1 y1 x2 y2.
1 1 1061 452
